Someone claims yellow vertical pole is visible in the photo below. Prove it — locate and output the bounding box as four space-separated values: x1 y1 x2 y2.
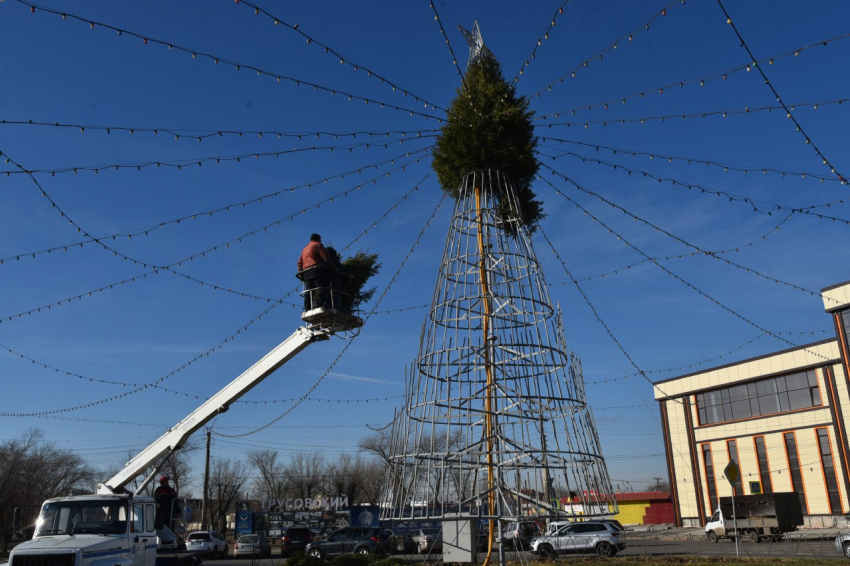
475 185 496 566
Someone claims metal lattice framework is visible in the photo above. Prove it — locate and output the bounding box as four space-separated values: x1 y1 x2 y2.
380 170 617 525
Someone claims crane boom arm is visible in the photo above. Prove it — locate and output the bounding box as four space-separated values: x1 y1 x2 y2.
98 325 331 494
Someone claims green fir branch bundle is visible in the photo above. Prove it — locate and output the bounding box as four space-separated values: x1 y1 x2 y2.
432 52 542 232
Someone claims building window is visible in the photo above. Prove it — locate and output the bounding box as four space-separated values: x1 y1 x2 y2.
727 439 741 495
816 428 843 514
702 443 718 513
696 369 821 425
783 432 808 513
754 436 773 494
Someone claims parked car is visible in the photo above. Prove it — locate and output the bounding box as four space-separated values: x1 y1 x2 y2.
281 525 313 556
384 529 417 554
186 530 228 557
410 528 442 554
305 526 388 559
500 521 540 549
530 521 626 557
544 521 572 536
835 532 850 558
234 533 271 558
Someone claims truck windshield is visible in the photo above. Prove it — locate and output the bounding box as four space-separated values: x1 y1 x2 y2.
35 500 128 536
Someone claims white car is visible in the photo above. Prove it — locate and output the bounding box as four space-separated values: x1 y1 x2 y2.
186 530 228 557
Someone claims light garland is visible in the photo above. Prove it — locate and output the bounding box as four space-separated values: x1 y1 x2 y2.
16 0 444 123
215 192 447 438
537 148 850 221
235 0 446 113
538 137 839 182
531 0 687 99
0 147 431 265
536 32 850 119
538 172 834 366
512 0 574 83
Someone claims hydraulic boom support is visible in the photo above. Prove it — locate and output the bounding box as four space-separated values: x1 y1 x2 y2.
98 324 342 494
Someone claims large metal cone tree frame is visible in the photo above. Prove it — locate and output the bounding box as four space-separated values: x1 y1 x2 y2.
380 170 618 528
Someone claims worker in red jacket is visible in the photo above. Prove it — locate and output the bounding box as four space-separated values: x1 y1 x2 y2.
297 233 330 310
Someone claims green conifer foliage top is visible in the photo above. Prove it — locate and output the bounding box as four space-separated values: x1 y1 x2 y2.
431 52 542 232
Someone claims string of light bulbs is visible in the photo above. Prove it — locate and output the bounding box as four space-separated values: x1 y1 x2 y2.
1 147 430 266
0 178 429 400
564 212 793 284
716 0 846 185
234 0 446 114
534 97 849 138
0 164 429 323
0 119 440 143
215 192 447 438
427 1 465 85
536 31 850 120
538 137 839 183
537 148 850 221
15 0 444 123
540 161 839 306
512 0 574 83
0 136 435 177
537 225 660 396
538 172 834 366
586 332 768 385
3 414 387 430
0 291 294 417
147 383 405 405
532 0 687 99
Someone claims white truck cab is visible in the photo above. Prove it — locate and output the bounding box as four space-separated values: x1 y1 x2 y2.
11 495 158 566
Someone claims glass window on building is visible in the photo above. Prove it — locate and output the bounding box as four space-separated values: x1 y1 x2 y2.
727 439 741 495
816 428 843 514
702 443 718 513
695 369 823 425
754 436 773 494
783 432 808 513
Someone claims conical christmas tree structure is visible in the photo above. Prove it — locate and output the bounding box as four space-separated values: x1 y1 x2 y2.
380 171 618 525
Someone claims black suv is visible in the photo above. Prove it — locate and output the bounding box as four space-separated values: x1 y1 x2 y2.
281 525 313 556
305 527 388 558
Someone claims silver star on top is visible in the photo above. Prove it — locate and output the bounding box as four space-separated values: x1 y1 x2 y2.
458 21 492 70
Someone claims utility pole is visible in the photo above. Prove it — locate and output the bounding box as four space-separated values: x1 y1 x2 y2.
653 477 662 491
201 428 211 530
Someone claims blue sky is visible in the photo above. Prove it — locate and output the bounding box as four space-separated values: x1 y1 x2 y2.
1 0 849 495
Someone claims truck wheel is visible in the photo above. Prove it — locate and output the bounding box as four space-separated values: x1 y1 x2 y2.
708 531 719 543
844 543 850 559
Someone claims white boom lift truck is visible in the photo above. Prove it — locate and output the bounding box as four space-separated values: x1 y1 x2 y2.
9 306 361 566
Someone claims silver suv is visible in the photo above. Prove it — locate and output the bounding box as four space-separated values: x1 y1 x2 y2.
530 521 625 557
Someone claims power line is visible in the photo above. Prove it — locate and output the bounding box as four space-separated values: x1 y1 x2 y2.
16 0 444 123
